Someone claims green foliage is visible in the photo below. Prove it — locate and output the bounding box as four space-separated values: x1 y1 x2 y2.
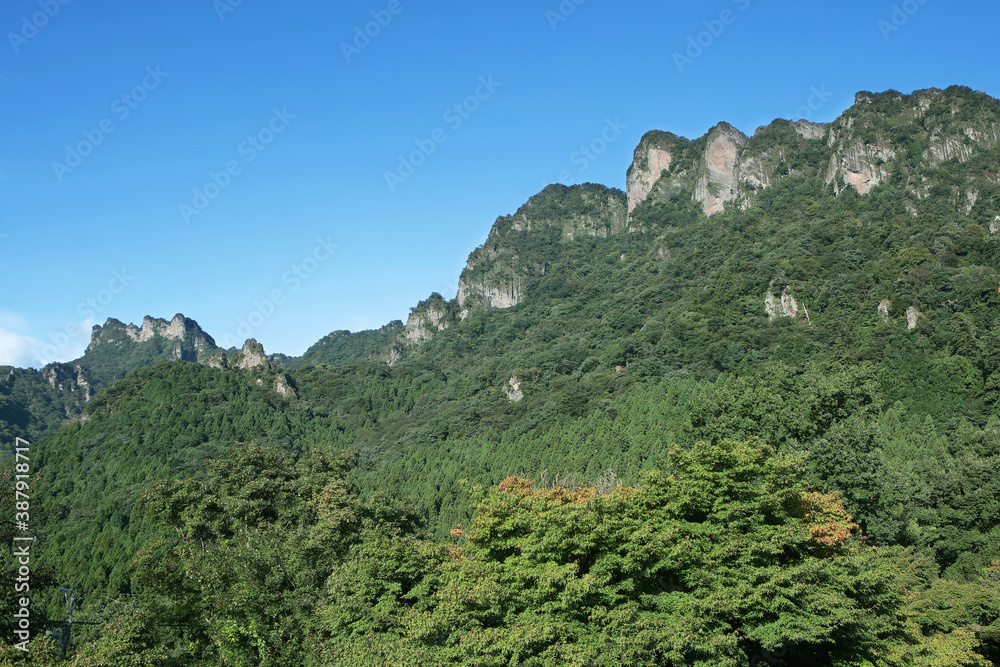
131 443 421 665
4 86 1000 662
286 321 405 369
312 439 995 665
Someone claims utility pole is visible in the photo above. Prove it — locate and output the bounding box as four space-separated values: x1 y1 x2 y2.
46 588 74 658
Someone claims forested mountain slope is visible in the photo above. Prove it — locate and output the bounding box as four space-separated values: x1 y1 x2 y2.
0 315 220 451
3 86 1000 665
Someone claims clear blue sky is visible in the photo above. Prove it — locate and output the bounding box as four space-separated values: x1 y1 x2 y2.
1 0 997 367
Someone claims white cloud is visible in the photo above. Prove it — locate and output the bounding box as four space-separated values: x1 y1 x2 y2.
0 312 94 369
0 327 42 368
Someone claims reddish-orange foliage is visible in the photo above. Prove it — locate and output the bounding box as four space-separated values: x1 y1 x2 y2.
498 475 534 496
497 475 634 505
533 485 599 505
799 491 861 547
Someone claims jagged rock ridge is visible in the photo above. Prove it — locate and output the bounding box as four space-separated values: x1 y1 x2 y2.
405 294 451 344
85 314 219 363
397 86 1000 356
457 183 626 315
626 86 1000 218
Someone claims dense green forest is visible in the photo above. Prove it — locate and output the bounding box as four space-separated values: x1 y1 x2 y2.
3 86 1000 664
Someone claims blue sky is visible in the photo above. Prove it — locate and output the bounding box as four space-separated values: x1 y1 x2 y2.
1 0 998 367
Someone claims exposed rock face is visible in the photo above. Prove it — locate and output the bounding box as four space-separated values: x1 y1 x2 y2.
404 294 451 345
626 139 674 212
275 374 296 399
457 241 529 313
825 132 896 195
878 300 892 322
504 376 524 403
203 350 228 370
765 286 799 320
695 123 748 216
458 184 625 314
86 314 218 361
458 269 525 310
907 306 922 330
126 315 186 343
499 184 627 240
232 339 271 371
965 189 979 214
41 363 91 401
625 121 825 219
927 137 975 166
627 87 1000 221
794 119 827 140
74 366 91 402
826 88 1000 198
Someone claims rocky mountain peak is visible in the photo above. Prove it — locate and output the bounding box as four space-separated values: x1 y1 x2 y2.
456 183 626 315
695 122 749 216
232 338 271 371
404 293 452 345
626 86 1000 220
626 131 682 214
86 314 217 358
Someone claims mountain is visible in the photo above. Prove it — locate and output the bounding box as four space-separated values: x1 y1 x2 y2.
378 86 1000 361
280 320 405 369
0 312 410 452
0 314 220 450
9 86 998 428
80 314 221 382
4 85 1000 664
626 87 1000 218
